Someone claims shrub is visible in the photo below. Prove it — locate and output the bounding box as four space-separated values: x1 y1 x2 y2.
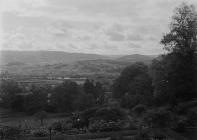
32 129 48 137
51 121 63 132
172 115 188 132
110 133 123 140
186 110 197 126
127 121 137 130
88 120 123 132
94 107 127 122
0 126 21 138
62 121 72 131
71 107 127 130
143 108 173 128
34 110 47 126
74 108 97 128
149 129 166 140
51 120 72 132
134 132 150 140
132 104 146 116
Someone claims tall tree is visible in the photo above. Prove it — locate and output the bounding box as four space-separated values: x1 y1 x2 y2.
95 82 105 105
113 62 153 108
153 3 197 105
162 3 197 101
51 80 80 112
83 79 104 103
83 79 95 95
161 3 197 53
24 91 47 114
0 79 22 108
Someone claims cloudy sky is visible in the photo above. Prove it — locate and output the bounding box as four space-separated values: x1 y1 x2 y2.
0 0 197 55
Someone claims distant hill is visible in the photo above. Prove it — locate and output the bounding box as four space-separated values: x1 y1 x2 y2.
1 50 156 65
117 54 156 64
0 50 157 77
0 50 110 65
0 59 129 77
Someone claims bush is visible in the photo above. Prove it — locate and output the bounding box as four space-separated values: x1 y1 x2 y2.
74 108 97 128
62 121 72 131
172 115 188 132
143 108 173 128
71 107 127 130
94 107 127 122
51 120 72 132
134 132 150 140
127 121 137 130
121 95 140 109
88 120 123 132
51 121 62 132
34 111 47 126
170 110 197 132
186 111 197 126
32 129 48 137
0 126 21 138
132 104 146 116
110 133 123 140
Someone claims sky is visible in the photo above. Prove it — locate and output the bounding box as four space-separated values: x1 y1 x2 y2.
0 0 197 55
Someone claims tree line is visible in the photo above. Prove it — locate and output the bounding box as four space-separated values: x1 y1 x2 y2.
0 79 105 114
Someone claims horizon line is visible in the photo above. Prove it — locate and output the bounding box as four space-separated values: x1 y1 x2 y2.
0 49 160 56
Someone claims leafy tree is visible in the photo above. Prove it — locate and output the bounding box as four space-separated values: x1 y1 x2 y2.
161 3 197 53
94 82 105 105
112 62 153 108
152 3 197 105
0 79 22 108
24 87 48 114
83 79 95 95
34 111 47 125
74 93 95 111
51 80 80 112
11 95 25 112
83 79 104 105
151 56 172 105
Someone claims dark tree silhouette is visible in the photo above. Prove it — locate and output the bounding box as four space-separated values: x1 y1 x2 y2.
153 3 197 105
112 62 153 108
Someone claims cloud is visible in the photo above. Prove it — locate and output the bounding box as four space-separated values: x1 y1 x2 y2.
106 31 125 41
127 42 142 48
1 0 197 55
127 34 143 41
147 35 158 41
103 23 126 41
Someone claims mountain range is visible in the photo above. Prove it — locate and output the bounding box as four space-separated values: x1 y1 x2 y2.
0 50 157 77
0 50 111 65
